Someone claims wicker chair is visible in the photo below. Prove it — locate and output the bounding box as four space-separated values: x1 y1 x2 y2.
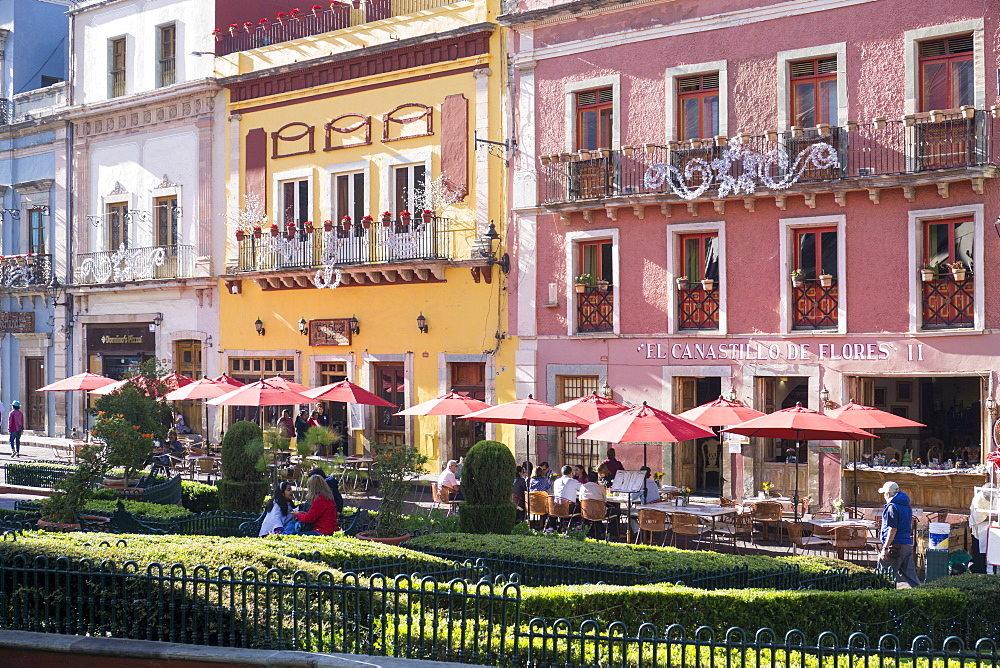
707 513 753 553
580 499 613 541
833 525 875 563
636 508 668 546
785 520 831 555
431 483 459 516
751 501 784 544
670 512 708 549
546 497 580 532
527 491 549 530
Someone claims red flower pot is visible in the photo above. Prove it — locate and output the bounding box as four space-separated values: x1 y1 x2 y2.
381 212 392 227
422 210 433 225
323 220 333 232
270 226 279 237
236 230 246 241
253 228 262 239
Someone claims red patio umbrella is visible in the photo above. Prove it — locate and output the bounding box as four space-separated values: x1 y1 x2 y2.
577 402 716 468
555 392 629 425
678 396 765 428
212 374 246 388
164 377 231 402
207 379 313 407
36 372 116 392
395 391 492 416
726 403 876 519
302 379 395 407
159 372 194 390
88 379 129 396
460 394 587 455
827 400 925 512
263 375 313 394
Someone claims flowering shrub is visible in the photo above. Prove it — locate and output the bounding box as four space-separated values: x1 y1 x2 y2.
371 441 427 538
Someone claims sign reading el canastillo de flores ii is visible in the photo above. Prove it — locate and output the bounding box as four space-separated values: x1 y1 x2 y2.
0 312 34 333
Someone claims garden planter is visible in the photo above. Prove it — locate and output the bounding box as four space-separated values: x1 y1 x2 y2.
675 278 689 290
235 230 246 242
362 217 373 229
422 210 433 225
596 280 610 292
253 228 262 239
819 274 834 288
791 275 805 288
382 213 392 227
323 221 333 232
401 213 412 226
574 283 587 294
356 531 411 546
951 268 967 282
37 519 81 532
269 226 279 237
701 279 715 291
920 268 935 282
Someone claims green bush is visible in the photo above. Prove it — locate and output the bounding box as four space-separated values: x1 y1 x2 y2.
219 421 267 512
15 499 192 520
922 573 1000 641
459 440 517 535
91 358 172 443
181 480 219 513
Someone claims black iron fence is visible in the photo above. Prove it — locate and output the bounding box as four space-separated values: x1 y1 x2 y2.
0 549 992 666
576 286 614 333
540 110 998 205
0 254 54 289
235 217 452 273
217 0 456 56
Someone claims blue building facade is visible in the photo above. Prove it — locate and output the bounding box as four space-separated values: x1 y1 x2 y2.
0 0 71 437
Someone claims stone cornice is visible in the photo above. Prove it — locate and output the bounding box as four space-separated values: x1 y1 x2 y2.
68 80 221 140
65 78 221 121
498 0 665 26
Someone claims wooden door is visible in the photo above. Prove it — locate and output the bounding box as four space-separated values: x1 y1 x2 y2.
25 357 45 431
374 364 405 447
450 363 486 461
846 376 875 460
174 340 203 434
673 377 698 490
754 376 777 492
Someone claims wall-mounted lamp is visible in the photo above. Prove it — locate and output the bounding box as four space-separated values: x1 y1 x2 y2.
254 317 265 336
483 221 511 274
600 382 613 399
987 395 998 419
298 317 308 336
349 315 360 335
152 313 163 330
819 386 837 410
728 388 740 404
416 313 428 333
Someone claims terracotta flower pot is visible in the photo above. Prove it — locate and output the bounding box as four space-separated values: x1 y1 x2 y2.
270 226 279 237
422 210 433 225
701 279 715 291
819 274 834 288
355 531 411 546
323 221 333 232
382 213 392 227
253 228 262 239
951 268 967 282
401 213 412 225
675 278 689 290
791 275 805 288
920 268 935 282
574 283 587 294
236 230 246 241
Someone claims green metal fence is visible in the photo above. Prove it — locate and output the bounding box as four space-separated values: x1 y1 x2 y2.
0 547 994 666
4 462 75 488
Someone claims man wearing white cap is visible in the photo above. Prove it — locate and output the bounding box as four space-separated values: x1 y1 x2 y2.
877 480 921 587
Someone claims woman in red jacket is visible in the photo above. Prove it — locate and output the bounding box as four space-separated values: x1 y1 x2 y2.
290 475 339 535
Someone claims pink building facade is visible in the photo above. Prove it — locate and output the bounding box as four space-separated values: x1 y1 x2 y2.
502 0 999 510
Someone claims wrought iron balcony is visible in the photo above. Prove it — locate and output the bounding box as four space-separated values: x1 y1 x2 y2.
0 99 11 125
0 254 53 289
217 0 455 56
792 279 838 330
75 245 195 285
577 286 614 333
540 109 997 206
235 216 452 273
922 274 973 329
678 282 719 330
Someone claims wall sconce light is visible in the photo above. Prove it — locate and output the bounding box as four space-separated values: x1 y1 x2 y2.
728 388 740 404
987 395 998 419
483 221 511 274
819 386 837 410
298 317 308 336
254 317 265 336
349 315 360 335
600 382 613 399
416 313 428 333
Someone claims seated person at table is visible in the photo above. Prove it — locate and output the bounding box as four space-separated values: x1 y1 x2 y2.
552 465 582 503
173 412 192 435
598 448 625 484
260 481 296 536
578 470 607 503
153 429 185 470
513 462 530 522
308 467 344 513
438 459 463 500
629 466 661 504
289 476 339 535
528 465 552 493
572 464 588 484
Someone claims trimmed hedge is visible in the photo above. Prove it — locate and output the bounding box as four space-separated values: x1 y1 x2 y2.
16 499 192 521
520 581 987 643
181 480 219 513
459 440 518 535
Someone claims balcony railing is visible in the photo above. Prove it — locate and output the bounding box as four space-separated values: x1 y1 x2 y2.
577 286 614 333
792 280 838 330
217 0 455 56
678 282 719 330
540 110 996 205
235 217 452 273
0 254 53 289
922 274 973 329
75 245 195 285
0 99 10 125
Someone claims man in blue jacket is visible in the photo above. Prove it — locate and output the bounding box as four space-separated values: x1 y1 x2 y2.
878 481 921 587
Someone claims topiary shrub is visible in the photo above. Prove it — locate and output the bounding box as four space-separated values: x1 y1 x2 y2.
217 421 268 512
458 440 517 535
181 480 219 513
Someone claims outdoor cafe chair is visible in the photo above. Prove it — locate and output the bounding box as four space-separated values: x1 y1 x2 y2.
636 507 668 546
670 512 708 550
750 501 784 544
707 513 753 553
784 520 831 556
833 525 876 563
527 491 549 530
195 456 221 484
580 498 613 541
546 497 580 532
808 512 836 540
430 483 459 517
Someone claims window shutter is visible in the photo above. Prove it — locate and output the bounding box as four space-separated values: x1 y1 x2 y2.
790 60 815 77
577 88 613 107
920 34 973 58
678 74 719 91
946 34 974 54
817 57 837 74
702 73 720 89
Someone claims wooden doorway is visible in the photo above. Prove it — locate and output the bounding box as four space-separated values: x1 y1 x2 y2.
374 364 405 447
450 362 486 461
25 357 46 431
318 362 348 453
174 340 203 434
674 377 722 493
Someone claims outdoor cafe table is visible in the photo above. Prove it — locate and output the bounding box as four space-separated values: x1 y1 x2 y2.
631 502 737 544
184 454 220 480
807 519 878 560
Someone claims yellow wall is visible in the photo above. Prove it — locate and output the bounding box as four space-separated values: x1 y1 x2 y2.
219 2 514 465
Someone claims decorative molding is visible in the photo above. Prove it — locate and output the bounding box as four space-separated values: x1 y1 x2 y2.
271 122 316 159
154 174 178 189
72 91 217 140
324 114 372 152
108 181 128 197
382 103 433 143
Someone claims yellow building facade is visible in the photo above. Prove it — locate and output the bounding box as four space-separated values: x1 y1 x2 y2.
216 0 515 466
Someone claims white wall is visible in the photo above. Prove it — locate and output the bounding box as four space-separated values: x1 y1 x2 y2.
73 0 216 105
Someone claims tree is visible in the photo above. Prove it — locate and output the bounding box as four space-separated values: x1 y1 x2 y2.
458 440 517 535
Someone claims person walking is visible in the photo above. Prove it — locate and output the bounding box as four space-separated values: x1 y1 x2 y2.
877 481 921 588
7 401 24 458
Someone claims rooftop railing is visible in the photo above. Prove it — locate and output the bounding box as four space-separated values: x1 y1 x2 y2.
217 0 456 56
540 109 997 205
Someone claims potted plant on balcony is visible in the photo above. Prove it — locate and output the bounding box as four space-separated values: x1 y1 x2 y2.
701 277 716 291
341 215 352 231
276 11 289 25
422 209 433 225
574 274 594 293
362 215 373 229
323 219 333 232
790 269 805 288
596 278 610 292
400 210 412 226
289 8 302 19
235 229 246 242
304 221 314 234
919 263 936 282
948 261 968 281
675 275 689 290
228 23 239 36
269 223 279 237
285 221 297 239
381 211 392 227
819 273 834 288
311 4 324 17
212 28 222 41
253 226 262 239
